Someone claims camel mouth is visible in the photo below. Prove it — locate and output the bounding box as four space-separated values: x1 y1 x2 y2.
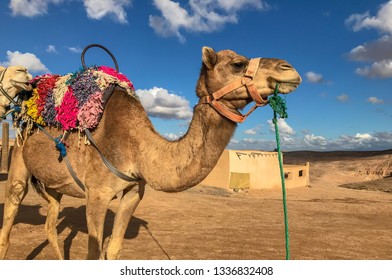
271 78 301 94
11 80 33 91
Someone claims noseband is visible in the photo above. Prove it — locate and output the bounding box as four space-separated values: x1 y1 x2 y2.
199 58 269 123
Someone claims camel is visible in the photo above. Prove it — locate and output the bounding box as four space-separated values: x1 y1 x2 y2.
0 66 32 118
0 47 301 259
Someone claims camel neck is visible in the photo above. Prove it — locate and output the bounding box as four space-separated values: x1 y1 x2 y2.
137 102 237 192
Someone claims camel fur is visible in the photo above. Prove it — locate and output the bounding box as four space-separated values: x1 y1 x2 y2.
0 66 32 117
0 47 301 259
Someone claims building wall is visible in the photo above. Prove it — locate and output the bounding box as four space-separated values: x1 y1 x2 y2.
201 149 230 188
284 163 310 188
200 149 309 190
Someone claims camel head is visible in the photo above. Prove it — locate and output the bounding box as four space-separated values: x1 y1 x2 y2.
0 66 33 117
197 47 301 123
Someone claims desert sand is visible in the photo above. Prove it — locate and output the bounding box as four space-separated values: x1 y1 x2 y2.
0 150 391 260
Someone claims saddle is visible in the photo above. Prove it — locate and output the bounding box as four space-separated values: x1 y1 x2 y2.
16 65 136 133
12 45 142 190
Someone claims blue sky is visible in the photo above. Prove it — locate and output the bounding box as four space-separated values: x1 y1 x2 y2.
1 0 391 151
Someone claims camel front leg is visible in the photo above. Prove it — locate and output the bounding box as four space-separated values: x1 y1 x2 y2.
0 144 30 259
106 182 145 260
85 187 113 260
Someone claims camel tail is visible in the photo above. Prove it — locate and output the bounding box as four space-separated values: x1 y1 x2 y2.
29 176 47 198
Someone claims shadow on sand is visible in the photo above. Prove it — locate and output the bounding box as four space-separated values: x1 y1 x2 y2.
0 203 148 259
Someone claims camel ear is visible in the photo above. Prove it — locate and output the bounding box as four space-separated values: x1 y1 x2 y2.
202 47 217 69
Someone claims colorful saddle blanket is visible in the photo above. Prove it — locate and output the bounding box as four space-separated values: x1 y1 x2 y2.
21 66 135 131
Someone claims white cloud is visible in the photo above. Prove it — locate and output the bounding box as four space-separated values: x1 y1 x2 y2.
346 2 392 79
372 131 392 148
136 87 193 120
244 125 263 135
229 130 392 151
149 0 267 42
345 1 392 34
367 96 385 104
231 119 391 151
337 94 349 102
348 35 392 62
9 0 131 24
1 50 49 73
46 45 57 53
300 132 392 151
268 118 295 136
9 0 62 17
216 0 268 11
329 133 377 150
305 71 324 83
67 46 83 53
244 128 258 135
266 118 296 147
83 0 131 24
304 134 328 147
355 59 392 78
354 133 372 140
242 138 257 144
164 132 183 140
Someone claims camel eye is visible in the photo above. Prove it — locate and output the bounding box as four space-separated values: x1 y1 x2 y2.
232 62 246 70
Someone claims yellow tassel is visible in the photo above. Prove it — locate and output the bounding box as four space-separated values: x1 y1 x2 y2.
25 89 46 126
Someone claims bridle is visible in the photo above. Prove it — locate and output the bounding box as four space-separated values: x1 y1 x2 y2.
0 67 20 106
199 58 269 123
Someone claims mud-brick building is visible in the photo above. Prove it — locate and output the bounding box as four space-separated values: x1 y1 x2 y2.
200 150 309 190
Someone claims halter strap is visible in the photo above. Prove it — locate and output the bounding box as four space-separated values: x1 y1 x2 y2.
199 58 269 123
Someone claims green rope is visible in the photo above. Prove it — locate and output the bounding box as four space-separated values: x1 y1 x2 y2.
269 84 290 260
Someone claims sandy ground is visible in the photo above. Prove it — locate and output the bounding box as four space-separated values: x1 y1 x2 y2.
0 150 391 260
